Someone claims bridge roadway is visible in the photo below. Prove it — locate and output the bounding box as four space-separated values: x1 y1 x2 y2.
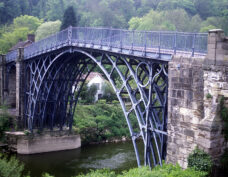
5 26 208 63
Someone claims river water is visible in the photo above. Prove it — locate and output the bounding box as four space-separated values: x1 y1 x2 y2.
17 141 144 177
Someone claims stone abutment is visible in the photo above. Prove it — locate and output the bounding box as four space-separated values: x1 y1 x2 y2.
166 29 228 168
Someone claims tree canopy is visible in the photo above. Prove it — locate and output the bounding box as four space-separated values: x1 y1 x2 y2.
0 0 228 54
60 6 77 30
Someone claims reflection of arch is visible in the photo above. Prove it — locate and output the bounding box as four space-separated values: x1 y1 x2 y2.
5 63 16 108
24 48 168 168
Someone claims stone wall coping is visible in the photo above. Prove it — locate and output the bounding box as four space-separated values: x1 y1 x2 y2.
209 29 224 33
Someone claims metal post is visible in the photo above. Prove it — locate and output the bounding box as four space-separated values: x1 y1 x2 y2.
131 31 134 54
109 28 112 50
144 32 147 56
68 26 72 46
100 28 103 49
159 32 161 56
120 30 122 52
84 27 87 45
192 34 196 57
174 33 177 55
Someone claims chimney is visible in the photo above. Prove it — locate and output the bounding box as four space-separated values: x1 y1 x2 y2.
27 34 35 42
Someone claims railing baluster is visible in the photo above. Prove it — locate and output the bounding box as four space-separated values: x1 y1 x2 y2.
174 32 177 54
120 30 122 52
159 32 161 54
68 26 72 46
192 34 196 57
144 32 147 56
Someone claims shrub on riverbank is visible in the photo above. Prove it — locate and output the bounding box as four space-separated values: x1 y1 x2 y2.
74 102 138 144
76 163 207 177
0 154 24 177
0 105 11 140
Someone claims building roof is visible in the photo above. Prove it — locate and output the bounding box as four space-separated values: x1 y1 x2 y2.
9 40 33 51
9 34 35 52
83 72 105 81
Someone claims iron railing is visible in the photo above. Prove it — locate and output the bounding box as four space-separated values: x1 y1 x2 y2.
6 27 208 62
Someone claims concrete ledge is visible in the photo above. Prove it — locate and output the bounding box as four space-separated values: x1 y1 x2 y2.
5 130 81 154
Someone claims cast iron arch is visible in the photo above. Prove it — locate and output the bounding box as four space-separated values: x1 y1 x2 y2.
24 48 168 168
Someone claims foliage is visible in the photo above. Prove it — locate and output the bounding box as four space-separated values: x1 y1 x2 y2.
13 15 43 33
74 103 132 144
0 154 24 177
206 93 213 99
42 173 55 177
77 169 116 177
101 82 117 103
76 163 207 177
129 9 203 32
60 6 77 30
35 20 61 41
0 15 42 54
0 105 11 140
220 148 228 170
79 84 98 104
187 147 212 174
220 96 228 141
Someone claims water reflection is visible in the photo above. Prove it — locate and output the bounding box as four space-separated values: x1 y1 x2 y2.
18 141 143 177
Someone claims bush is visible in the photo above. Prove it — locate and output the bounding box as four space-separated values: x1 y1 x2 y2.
188 147 212 174
0 105 11 140
76 163 207 177
0 154 24 177
74 103 134 144
220 148 228 170
77 169 116 177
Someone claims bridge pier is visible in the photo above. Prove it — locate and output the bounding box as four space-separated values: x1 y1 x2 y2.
167 29 228 168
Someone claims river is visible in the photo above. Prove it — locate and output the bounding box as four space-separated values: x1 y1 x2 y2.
17 141 144 177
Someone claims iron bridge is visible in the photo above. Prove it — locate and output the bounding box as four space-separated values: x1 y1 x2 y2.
5 27 208 167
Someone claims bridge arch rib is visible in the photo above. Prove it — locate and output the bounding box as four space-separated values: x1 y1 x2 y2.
24 48 168 168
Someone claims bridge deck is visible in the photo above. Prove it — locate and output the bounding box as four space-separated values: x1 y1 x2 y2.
5 27 208 63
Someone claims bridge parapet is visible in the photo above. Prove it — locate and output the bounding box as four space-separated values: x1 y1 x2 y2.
5 27 208 62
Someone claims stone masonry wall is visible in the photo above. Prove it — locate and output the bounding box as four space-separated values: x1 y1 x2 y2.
6 67 16 107
167 29 228 169
166 56 205 168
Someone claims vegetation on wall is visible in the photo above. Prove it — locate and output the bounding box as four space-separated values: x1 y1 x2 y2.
187 147 212 175
220 96 228 141
219 96 228 172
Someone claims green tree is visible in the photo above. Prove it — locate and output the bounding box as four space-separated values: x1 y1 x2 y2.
158 0 196 15
35 20 61 41
60 6 77 30
0 27 30 54
193 0 214 20
128 10 176 31
46 0 65 21
102 82 117 103
13 15 43 33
